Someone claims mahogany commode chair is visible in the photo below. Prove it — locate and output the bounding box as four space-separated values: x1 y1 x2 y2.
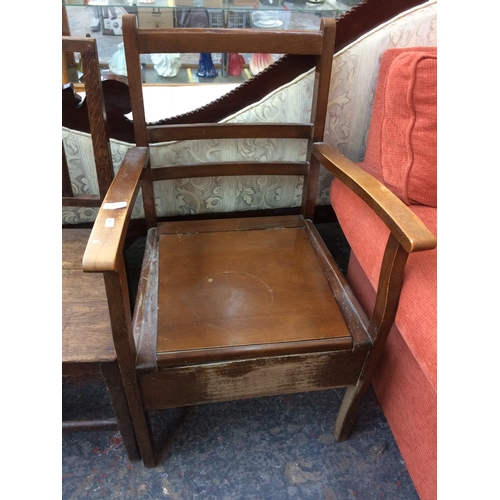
82 15 437 467
62 36 147 460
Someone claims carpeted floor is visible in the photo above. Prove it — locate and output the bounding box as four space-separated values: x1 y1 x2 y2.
62 221 420 500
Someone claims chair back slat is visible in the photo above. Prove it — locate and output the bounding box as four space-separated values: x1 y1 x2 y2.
148 123 313 144
152 162 309 181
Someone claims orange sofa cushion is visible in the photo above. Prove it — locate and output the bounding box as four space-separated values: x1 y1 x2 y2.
363 47 437 207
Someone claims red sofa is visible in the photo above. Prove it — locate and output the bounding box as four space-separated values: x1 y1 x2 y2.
330 47 437 500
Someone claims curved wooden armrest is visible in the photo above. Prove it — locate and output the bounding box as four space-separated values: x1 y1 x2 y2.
312 142 436 254
82 147 149 273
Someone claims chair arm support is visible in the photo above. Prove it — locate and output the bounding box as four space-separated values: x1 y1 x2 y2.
82 147 150 273
312 142 436 254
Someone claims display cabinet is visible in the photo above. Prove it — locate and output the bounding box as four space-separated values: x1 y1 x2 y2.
63 0 362 84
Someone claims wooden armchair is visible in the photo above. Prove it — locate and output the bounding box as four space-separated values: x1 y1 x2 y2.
82 15 436 467
62 36 148 461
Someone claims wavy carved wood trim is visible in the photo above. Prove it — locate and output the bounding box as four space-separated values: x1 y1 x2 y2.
156 0 428 127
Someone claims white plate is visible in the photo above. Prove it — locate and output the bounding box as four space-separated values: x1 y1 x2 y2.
254 20 283 28
258 18 277 25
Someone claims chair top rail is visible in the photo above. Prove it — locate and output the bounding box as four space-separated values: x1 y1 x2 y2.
62 36 96 54
132 24 326 56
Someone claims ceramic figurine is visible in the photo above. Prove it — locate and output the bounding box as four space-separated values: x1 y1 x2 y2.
249 53 274 75
197 53 218 78
151 53 182 78
109 43 127 77
228 53 245 76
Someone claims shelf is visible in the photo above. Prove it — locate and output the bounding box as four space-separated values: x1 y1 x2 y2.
63 0 355 15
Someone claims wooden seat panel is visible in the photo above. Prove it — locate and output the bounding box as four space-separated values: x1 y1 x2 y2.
156 218 351 366
62 228 93 268
62 229 115 364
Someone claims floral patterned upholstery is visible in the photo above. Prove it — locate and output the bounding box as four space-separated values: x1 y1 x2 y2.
62 0 437 225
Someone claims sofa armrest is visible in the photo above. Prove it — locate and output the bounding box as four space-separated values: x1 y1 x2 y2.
313 142 436 253
82 147 149 273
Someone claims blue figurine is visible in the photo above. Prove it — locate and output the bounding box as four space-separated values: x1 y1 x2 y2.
197 53 218 78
